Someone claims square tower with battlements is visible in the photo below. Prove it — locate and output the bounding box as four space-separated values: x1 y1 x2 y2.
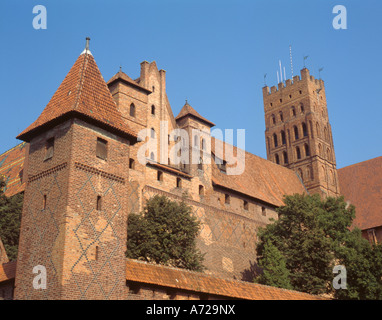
262 68 340 197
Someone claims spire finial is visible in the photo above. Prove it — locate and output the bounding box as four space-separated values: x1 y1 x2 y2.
85 37 90 50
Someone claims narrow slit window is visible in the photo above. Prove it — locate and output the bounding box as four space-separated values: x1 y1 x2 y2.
129 158 135 169
157 171 163 182
96 196 102 211
43 195 47 210
244 200 249 211
225 194 230 204
199 185 204 196
176 177 182 188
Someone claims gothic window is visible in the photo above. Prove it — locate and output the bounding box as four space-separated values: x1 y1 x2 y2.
291 106 296 117
294 126 299 140
307 165 313 180
130 103 136 117
150 152 155 161
281 130 286 145
96 138 108 160
283 151 288 164
201 138 206 150
273 133 278 147
304 144 310 157
324 127 329 141
279 111 284 122
296 146 301 159
151 128 156 139
151 105 156 115
275 153 280 164
302 122 308 137
318 143 322 157
316 123 320 138
300 103 305 113
327 148 331 161
271 114 276 125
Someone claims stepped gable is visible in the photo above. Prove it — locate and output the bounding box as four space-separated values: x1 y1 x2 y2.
175 101 215 127
338 156 382 230
211 137 307 207
0 142 27 197
17 48 137 142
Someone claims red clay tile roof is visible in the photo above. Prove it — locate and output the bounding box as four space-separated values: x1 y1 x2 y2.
147 161 192 179
17 51 137 142
0 142 27 197
175 102 215 127
211 138 306 207
107 70 151 93
0 261 16 283
126 259 324 300
338 156 382 230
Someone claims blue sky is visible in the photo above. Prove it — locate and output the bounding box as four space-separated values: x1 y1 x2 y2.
0 0 381 169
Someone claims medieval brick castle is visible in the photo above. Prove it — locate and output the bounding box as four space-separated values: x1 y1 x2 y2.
0 40 380 300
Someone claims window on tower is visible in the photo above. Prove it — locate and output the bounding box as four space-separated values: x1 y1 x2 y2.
44 137 55 161
130 103 136 117
296 146 301 159
281 130 286 145
302 122 308 137
294 126 299 140
96 138 108 161
273 133 278 147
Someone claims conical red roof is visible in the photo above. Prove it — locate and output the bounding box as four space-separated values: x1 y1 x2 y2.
17 50 137 142
175 101 215 127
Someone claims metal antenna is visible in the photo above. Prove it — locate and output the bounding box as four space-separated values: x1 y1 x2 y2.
303 55 309 68
289 45 294 79
318 67 324 80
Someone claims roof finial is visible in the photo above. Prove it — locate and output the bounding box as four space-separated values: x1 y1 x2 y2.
85 37 90 50
119 65 122 72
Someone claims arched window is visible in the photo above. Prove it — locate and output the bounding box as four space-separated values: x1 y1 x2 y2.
275 154 280 164
273 133 278 147
130 103 136 117
307 165 313 180
322 166 327 182
316 123 320 138
151 105 156 115
324 127 328 141
302 122 308 137
150 152 155 161
281 130 286 145
151 128 156 139
291 106 296 117
271 114 276 125
300 103 305 113
283 151 288 164
318 143 322 157
279 111 284 122
294 126 299 140
304 144 310 157
327 148 331 161
201 138 206 150
296 146 301 159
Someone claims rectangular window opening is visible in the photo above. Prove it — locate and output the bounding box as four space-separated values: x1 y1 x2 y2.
96 138 108 160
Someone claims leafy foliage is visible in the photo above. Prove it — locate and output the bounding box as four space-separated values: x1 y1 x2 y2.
0 177 23 261
255 193 382 299
126 195 205 272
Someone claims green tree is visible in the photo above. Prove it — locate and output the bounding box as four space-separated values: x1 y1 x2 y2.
256 193 382 299
0 177 23 261
256 240 292 290
126 195 205 272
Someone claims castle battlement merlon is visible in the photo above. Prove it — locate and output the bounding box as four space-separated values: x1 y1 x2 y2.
262 68 324 102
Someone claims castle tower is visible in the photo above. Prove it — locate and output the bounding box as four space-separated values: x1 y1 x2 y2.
175 101 215 180
14 40 137 299
262 68 340 197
